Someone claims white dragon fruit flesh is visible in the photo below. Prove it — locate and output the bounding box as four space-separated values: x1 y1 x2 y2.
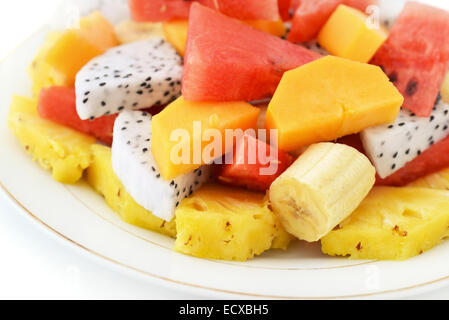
75 38 183 120
111 110 210 221
361 94 449 178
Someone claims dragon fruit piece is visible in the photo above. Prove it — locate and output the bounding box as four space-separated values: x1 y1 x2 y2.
75 38 183 120
361 95 449 179
111 110 210 221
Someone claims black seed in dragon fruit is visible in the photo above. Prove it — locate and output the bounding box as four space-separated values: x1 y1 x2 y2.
361 94 449 178
111 110 210 221
75 38 183 120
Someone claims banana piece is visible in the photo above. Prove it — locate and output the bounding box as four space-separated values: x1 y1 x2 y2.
269 142 375 242
115 20 164 44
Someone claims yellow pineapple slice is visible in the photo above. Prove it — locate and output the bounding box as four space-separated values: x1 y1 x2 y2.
321 187 449 260
28 32 70 98
86 144 176 237
8 96 94 184
175 184 293 261
409 168 449 190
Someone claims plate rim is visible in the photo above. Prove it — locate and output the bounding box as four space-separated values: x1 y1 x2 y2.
2 181 449 299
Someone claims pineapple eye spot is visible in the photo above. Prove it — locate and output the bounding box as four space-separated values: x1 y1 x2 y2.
402 209 422 219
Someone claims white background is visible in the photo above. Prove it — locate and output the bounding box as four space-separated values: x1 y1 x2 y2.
0 0 449 300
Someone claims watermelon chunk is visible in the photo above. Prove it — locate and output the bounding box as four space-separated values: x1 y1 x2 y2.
38 86 117 145
371 2 449 117
337 133 449 186
288 0 377 43
377 135 449 186
217 134 293 191
129 0 280 22
278 0 292 20
183 3 320 102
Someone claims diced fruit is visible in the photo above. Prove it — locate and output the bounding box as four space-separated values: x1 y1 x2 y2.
163 19 287 57
217 134 293 191
278 0 292 20
361 97 449 179
289 0 378 43
270 143 375 242
321 187 449 260
8 96 94 184
162 20 189 56
44 11 119 84
115 20 164 44
289 0 342 43
183 3 320 102
377 135 449 187
371 2 449 117
409 168 449 190
38 87 117 146
266 56 403 151
75 39 183 120
86 144 177 237
152 96 260 180
174 183 292 261
129 0 281 22
318 5 387 63
28 32 70 98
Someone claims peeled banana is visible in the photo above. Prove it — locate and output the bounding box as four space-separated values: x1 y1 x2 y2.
114 20 164 44
269 142 376 242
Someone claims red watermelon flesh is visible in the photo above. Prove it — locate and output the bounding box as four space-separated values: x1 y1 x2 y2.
337 133 449 186
377 135 449 186
371 2 449 117
278 0 292 20
38 86 117 146
183 3 320 102
129 0 280 22
288 0 377 43
217 134 293 191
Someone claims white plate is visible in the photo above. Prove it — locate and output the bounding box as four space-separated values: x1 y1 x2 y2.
1 0 449 300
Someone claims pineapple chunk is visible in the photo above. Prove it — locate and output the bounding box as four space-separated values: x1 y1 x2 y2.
28 32 70 98
8 96 94 184
86 145 176 237
321 187 449 260
409 168 449 190
175 184 293 261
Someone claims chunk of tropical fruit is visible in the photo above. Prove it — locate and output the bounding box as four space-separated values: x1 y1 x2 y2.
288 0 378 43
152 96 260 180
318 5 387 63
163 19 286 57
44 11 119 83
266 56 404 151
182 3 320 102
321 187 449 260
115 20 164 44
175 183 293 261
377 135 449 187
162 20 189 56
217 133 293 192
371 2 449 117
38 87 117 146
28 32 70 98
86 144 177 237
8 96 94 184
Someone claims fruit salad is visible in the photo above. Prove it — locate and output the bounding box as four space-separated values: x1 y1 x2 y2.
8 0 449 262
